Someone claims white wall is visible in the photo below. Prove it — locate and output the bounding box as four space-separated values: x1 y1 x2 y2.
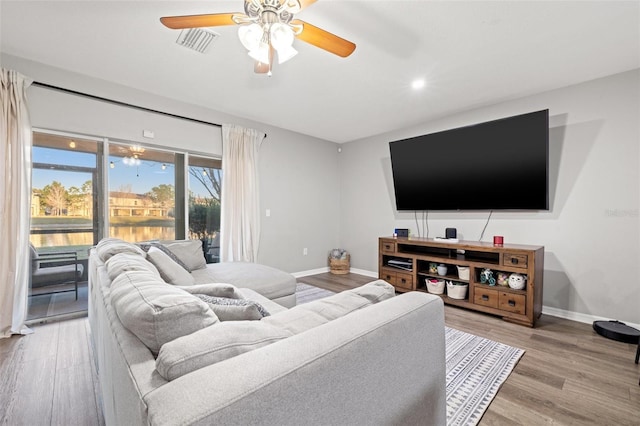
339 69 640 325
5 52 638 324
2 53 340 273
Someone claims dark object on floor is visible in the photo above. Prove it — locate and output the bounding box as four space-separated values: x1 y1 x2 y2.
593 320 640 386
593 320 640 344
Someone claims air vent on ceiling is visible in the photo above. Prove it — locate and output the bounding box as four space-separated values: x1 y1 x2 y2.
176 28 220 54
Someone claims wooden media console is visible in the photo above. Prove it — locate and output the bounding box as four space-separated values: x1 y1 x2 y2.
378 236 544 327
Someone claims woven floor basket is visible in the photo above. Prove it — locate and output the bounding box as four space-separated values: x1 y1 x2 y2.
329 254 350 275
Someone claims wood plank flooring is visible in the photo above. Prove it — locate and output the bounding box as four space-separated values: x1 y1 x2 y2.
296 273 640 425
0 316 104 426
1 272 638 425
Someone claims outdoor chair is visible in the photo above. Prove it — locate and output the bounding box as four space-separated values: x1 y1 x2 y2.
29 243 82 300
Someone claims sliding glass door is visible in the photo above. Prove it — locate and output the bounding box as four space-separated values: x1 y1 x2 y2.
29 132 102 320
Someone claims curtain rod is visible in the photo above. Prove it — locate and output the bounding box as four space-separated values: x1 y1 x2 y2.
32 81 224 129
32 82 267 138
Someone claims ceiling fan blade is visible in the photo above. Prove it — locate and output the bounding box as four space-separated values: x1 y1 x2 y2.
297 0 318 11
292 20 356 58
160 13 238 29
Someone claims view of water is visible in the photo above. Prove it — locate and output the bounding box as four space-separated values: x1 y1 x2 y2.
31 226 177 257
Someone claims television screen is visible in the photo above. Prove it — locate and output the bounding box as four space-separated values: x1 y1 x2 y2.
389 109 549 211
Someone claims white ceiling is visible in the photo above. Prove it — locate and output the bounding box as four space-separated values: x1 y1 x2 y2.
1 1 639 143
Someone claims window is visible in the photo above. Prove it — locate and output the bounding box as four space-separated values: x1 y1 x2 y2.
188 155 222 262
108 143 176 242
31 132 101 256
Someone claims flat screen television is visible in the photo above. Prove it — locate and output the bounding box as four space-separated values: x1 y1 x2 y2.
389 109 549 211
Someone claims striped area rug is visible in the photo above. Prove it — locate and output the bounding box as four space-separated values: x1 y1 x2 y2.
295 283 337 304
295 282 524 425
445 327 524 425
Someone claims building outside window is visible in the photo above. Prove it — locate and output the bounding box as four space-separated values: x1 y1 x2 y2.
108 143 176 242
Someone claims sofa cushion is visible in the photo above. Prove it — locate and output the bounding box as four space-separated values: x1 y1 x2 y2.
194 262 296 301
162 240 206 272
105 252 160 281
347 279 396 303
96 238 146 262
195 294 270 321
147 246 195 286
262 281 395 335
137 242 190 272
262 291 372 335
156 321 293 381
110 270 218 354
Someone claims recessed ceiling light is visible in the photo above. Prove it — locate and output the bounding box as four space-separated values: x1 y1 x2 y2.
412 79 426 90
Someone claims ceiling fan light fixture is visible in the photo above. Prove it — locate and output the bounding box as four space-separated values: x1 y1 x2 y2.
248 42 271 64
277 44 298 64
160 0 356 75
238 23 264 51
284 0 302 14
270 23 294 50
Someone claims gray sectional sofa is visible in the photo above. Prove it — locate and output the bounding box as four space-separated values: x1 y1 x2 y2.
88 238 447 425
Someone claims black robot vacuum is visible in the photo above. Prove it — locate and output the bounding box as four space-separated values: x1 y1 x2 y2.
593 320 640 344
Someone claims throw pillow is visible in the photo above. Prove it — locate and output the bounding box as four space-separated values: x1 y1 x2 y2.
156 321 292 380
96 238 146 262
162 240 206 272
147 246 195 286
195 294 270 321
105 252 160 281
110 270 219 354
177 283 242 299
137 242 190 272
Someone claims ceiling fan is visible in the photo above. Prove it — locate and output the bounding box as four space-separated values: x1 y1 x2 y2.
160 0 356 75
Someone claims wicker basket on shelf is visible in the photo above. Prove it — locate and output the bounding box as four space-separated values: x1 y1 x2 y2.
329 253 350 275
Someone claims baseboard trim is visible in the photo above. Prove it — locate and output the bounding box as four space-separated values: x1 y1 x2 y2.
349 268 378 278
292 267 329 278
542 306 640 330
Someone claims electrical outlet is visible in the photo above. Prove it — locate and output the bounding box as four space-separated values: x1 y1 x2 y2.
303 248 308 256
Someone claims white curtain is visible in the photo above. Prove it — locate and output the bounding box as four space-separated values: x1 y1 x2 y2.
0 69 33 338
220 124 264 262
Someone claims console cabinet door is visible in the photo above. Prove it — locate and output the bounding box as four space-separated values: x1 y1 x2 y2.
499 292 526 314
474 286 499 308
